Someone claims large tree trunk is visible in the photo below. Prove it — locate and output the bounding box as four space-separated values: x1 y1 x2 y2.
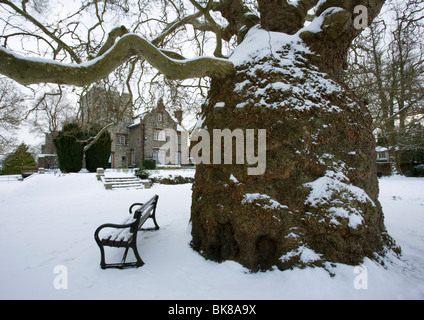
190 26 397 271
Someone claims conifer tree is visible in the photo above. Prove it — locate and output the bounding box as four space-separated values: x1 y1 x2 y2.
85 127 112 172
53 123 84 173
1 143 37 175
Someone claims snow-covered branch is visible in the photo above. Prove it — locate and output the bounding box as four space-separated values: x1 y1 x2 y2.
0 33 234 87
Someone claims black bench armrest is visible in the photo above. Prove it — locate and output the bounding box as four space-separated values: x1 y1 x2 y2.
129 203 144 214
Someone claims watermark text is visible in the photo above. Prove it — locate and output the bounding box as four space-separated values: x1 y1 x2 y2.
160 128 266 175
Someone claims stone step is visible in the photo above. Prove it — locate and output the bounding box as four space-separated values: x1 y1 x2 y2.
103 177 139 181
102 175 148 190
111 184 143 190
104 179 141 184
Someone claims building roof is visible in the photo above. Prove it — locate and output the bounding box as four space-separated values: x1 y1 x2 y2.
129 99 187 132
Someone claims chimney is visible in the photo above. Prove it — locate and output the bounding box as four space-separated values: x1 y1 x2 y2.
174 109 183 124
157 98 165 109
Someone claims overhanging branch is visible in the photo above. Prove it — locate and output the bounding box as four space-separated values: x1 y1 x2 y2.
0 33 234 87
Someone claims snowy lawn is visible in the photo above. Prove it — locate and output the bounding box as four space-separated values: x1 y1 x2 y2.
0 171 423 300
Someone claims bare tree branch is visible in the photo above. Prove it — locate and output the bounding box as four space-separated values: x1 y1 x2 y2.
0 33 234 87
0 0 82 63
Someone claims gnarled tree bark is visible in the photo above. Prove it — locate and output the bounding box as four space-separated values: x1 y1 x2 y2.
190 0 398 271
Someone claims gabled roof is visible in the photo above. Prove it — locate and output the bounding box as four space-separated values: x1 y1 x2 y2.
129 98 187 132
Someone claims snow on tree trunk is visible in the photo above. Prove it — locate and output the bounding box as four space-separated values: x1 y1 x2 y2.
190 28 397 271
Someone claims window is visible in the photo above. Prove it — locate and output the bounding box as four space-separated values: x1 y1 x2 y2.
377 151 388 161
116 134 126 146
153 148 166 164
158 112 163 122
109 152 115 168
153 129 165 141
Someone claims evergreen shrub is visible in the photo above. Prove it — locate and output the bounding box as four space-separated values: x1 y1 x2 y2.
1 143 37 175
407 164 424 177
54 123 84 173
142 159 156 169
85 127 112 172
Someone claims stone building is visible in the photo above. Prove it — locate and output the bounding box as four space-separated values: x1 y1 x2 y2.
80 87 187 169
129 98 186 167
80 86 133 169
37 132 59 169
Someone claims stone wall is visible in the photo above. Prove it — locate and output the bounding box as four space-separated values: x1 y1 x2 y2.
109 112 133 168
142 99 178 164
80 86 133 168
128 123 143 167
37 154 59 169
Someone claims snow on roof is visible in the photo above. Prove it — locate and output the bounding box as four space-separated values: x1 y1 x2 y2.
376 146 389 152
128 108 188 132
129 116 141 128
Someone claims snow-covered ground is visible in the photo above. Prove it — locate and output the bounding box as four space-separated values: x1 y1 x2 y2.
0 170 423 300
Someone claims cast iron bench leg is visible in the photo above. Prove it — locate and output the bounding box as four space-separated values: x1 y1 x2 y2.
132 243 145 267
99 244 106 269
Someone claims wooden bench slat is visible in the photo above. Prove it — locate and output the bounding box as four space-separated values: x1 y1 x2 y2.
100 217 136 241
138 206 154 227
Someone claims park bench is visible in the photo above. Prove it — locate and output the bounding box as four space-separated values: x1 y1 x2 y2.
94 195 160 269
20 166 38 179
